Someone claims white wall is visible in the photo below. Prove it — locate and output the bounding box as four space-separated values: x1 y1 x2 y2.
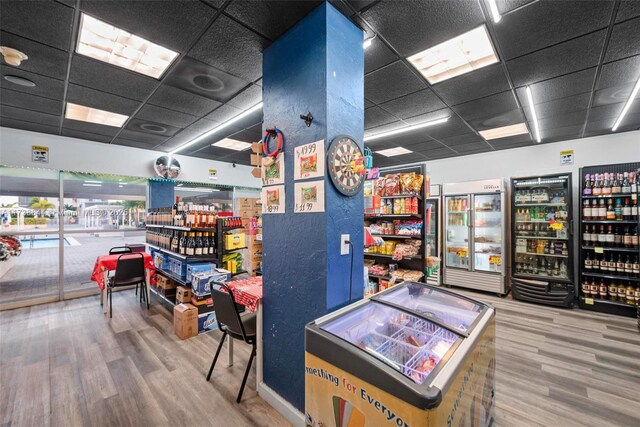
0 127 261 188
427 130 640 186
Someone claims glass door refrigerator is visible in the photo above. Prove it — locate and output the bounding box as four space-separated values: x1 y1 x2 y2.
443 179 508 295
579 162 639 318
305 282 495 427
425 185 441 285
510 174 575 307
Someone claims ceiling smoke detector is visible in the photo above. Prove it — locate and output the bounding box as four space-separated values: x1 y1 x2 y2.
0 46 28 66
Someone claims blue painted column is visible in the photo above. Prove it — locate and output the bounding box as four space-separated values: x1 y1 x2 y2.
262 2 364 411
148 179 175 209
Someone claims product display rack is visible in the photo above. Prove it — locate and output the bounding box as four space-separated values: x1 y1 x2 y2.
216 219 247 276
510 173 575 307
578 162 640 317
364 163 427 295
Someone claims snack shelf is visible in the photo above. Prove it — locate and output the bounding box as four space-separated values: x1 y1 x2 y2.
371 234 416 239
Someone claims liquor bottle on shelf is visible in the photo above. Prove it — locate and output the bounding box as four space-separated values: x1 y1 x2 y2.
605 225 615 247
612 173 622 194
185 232 195 256
613 226 622 247
608 280 618 301
593 174 602 196
598 278 607 299
606 199 616 220
633 257 640 277
621 172 631 193
597 199 606 219
616 254 625 273
626 283 636 305
170 231 179 253
179 232 187 255
195 232 203 256
583 174 592 195
631 169 638 193
582 278 591 297
603 173 612 195
201 233 209 256
631 198 638 221
208 232 216 256
590 278 599 297
608 253 616 271
622 198 631 220
632 226 639 247
583 199 592 220
624 255 633 275
617 282 627 301
614 199 623 220
584 252 592 270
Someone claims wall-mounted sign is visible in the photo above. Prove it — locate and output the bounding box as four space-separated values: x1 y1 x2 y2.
261 184 285 214
209 169 218 180
294 180 325 213
560 150 574 165
32 145 49 163
294 139 325 180
262 153 285 186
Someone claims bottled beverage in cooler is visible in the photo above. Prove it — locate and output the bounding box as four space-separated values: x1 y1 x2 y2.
593 174 602 196
617 282 627 301
606 199 616 220
583 174 592 195
603 173 612 195
598 199 606 219
583 199 592 220
599 279 607 299
622 172 631 193
582 278 591 297
608 281 618 301
624 255 633 275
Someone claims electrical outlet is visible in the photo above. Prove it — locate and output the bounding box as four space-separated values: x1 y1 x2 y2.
340 234 350 255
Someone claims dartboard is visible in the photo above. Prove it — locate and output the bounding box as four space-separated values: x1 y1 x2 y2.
327 135 365 196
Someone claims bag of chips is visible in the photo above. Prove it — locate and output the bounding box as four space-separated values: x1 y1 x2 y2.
384 174 400 196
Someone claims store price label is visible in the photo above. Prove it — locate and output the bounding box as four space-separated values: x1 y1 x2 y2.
489 255 501 264
549 220 565 231
594 247 604 254
584 298 594 305
455 249 468 258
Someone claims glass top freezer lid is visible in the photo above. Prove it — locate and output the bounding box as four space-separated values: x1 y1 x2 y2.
375 282 484 334
320 302 460 385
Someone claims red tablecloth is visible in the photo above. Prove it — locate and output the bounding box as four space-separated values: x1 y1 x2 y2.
90 252 155 291
227 276 263 313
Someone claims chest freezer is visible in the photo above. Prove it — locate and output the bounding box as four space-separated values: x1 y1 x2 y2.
305 282 495 427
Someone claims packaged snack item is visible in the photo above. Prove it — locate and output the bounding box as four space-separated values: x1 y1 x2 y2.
400 173 415 194
407 174 424 195
376 178 386 197
384 174 400 196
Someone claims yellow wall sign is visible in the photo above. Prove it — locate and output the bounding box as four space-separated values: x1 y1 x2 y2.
560 149 574 165
208 169 218 180
32 145 49 163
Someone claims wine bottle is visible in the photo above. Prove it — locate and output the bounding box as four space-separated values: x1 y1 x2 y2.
195 232 203 256
614 198 623 220
593 174 602 196
583 174 592 195
603 172 612 195
612 173 621 194
622 171 631 193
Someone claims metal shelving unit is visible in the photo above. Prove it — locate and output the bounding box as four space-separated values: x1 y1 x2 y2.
578 162 639 318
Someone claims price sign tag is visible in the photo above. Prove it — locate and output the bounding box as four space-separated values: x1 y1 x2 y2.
294 140 325 180
584 298 594 305
549 220 565 231
594 247 604 254
261 185 285 215
489 255 501 264
294 180 325 213
455 249 468 258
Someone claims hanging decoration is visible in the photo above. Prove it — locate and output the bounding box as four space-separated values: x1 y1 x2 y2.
262 127 284 167
364 147 373 170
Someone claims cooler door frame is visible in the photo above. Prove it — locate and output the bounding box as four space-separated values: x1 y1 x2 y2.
444 194 471 271
425 192 442 285
470 192 506 276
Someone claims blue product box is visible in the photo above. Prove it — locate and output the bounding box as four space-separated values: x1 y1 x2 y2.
191 269 231 296
198 312 218 334
186 262 216 282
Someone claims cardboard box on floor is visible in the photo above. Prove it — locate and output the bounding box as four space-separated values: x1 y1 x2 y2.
173 303 198 340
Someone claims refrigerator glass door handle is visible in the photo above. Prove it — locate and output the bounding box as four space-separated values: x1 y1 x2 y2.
469 195 474 272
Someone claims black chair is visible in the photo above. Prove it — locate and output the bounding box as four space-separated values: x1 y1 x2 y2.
109 246 132 255
206 282 256 403
107 253 147 318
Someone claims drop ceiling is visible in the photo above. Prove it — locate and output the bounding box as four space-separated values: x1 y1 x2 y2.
0 0 639 168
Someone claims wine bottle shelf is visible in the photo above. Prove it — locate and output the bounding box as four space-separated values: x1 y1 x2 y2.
517 252 568 258
582 193 636 199
581 246 639 253
515 235 568 240
581 271 640 282
145 243 217 261
582 220 637 224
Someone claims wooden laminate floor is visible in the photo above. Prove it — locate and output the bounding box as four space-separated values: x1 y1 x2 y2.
1 289 639 427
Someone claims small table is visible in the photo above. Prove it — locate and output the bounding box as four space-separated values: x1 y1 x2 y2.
90 252 156 314
226 277 263 390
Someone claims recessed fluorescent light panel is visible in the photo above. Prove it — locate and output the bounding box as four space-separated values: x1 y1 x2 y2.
364 117 449 142
77 13 178 79
65 102 129 127
478 123 528 140
488 0 502 23
375 147 413 157
526 86 541 142
212 138 252 151
408 25 498 84
170 102 263 155
612 75 640 131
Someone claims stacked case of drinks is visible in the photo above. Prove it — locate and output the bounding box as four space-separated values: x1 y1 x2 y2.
579 162 640 316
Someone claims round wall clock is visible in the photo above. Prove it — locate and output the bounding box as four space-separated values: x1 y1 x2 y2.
327 134 365 196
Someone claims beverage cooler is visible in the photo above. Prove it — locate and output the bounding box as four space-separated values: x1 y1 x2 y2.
442 179 508 295
579 162 640 318
305 282 495 427
510 174 575 307
425 185 442 286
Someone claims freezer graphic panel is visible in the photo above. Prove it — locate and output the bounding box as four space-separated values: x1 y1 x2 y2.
473 194 503 273
320 303 459 384
377 283 483 334
445 196 470 269
305 317 495 427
